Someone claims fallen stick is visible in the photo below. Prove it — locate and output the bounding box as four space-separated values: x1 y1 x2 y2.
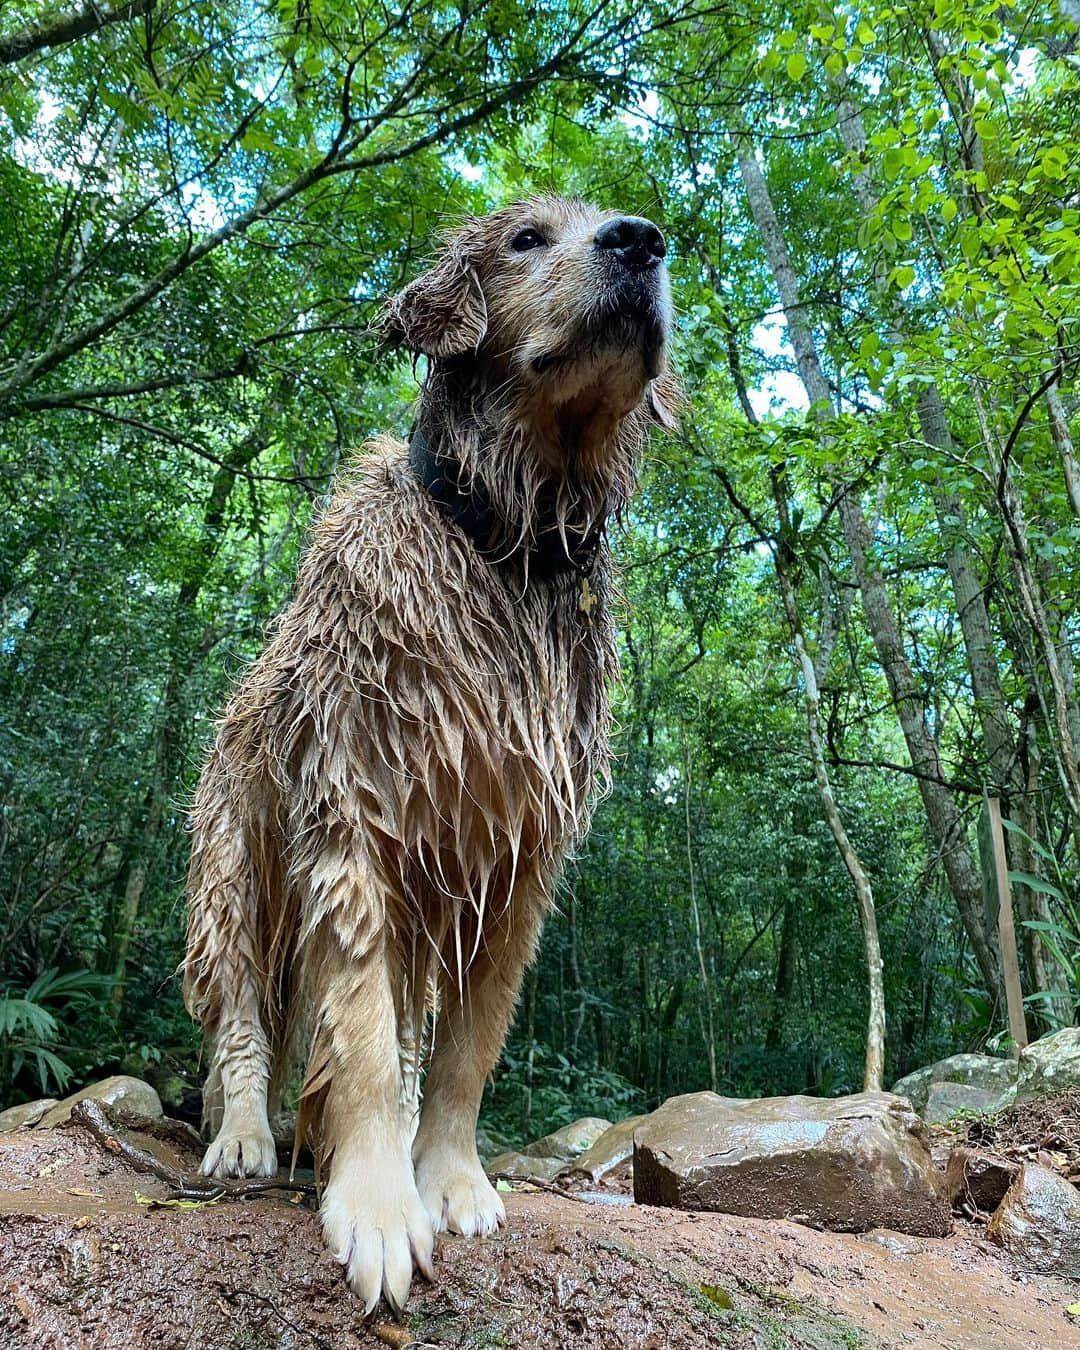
69 1098 317 1203
486 1170 591 1203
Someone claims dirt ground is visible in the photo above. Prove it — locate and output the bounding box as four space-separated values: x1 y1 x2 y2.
962 1087 1080 1185
1 1120 1079 1349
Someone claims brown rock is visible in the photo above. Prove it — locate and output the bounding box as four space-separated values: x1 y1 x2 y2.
485 1149 565 1182
37 1075 163 1129
633 1090 952 1237
566 1114 647 1181
986 1163 1080 1276
945 1146 1019 1213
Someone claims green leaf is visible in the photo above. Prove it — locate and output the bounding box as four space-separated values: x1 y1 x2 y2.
1008 871 1066 900
786 52 808 82
883 147 905 180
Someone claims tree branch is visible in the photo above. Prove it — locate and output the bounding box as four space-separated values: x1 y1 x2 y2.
4 359 251 417
0 0 152 65
65 402 326 489
0 11 618 412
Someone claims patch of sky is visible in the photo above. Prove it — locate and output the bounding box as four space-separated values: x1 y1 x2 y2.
622 89 659 142
749 313 809 418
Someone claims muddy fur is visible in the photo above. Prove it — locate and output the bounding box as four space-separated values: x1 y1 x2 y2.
182 195 675 1314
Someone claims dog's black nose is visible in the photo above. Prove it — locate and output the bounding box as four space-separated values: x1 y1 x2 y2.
595 216 667 271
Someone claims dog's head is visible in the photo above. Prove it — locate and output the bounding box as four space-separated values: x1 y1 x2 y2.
380 196 678 438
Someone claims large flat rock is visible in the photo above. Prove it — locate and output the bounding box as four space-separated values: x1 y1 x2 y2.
633 1090 952 1236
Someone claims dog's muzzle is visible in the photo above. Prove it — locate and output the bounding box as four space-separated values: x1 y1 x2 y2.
530 215 670 376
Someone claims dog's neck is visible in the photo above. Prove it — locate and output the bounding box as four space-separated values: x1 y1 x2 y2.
408 365 642 581
408 412 604 580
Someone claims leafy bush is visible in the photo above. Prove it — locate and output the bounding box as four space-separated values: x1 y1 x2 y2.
0 968 113 1102
482 1037 646 1145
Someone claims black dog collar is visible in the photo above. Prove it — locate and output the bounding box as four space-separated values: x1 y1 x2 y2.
408 424 603 581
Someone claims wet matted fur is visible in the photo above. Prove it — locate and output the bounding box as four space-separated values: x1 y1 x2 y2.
183 196 676 1314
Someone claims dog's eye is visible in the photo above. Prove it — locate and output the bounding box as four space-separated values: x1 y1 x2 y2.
510 228 548 252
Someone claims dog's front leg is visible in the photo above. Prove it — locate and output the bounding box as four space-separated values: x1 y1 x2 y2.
308 929 434 1315
413 895 544 1236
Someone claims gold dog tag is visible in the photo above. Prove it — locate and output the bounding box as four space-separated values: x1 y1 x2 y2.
579 576 598 617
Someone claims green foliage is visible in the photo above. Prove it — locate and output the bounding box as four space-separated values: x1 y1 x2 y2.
0 969 114 1098
1 0 1078 1144
482 1040 646 1141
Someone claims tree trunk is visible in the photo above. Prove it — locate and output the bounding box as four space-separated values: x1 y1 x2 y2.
838 80 1068 1008
737 144 1004 1006
765 895 797 1053
684 745 718 1091
839 498 1002 999
775 542 885 1089
1046 383 1080 521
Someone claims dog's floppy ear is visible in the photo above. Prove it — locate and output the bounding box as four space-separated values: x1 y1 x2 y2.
645 368 681 431
378 248 488 358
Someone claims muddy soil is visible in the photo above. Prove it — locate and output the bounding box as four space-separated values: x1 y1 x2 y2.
1 1122 1078 1349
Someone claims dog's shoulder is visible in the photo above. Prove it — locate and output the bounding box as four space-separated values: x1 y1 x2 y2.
296 434 455 595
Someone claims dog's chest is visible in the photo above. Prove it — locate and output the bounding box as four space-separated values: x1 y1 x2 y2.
363 567 614 873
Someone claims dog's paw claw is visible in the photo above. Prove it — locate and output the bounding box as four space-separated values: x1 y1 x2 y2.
415 1150 506 1237
322 1149 434 1315
200 1124 277 1179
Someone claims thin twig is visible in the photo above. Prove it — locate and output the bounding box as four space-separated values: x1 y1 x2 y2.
486 1171 592 1203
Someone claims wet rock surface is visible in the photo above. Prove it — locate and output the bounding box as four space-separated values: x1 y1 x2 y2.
1 1119 1077 1349
633 1090 953 1236
1017 1028 1080 1103
485 1149 567 1182
521 1116 612 1160
566 1114 647 1181
986 1162 1080 1277
891 1053 1017 1115
0 1099 58 1132
35 1076 163 1129
945 1145 1019 1214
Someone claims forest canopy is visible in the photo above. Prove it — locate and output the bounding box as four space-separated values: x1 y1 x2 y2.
1 0 1078 1139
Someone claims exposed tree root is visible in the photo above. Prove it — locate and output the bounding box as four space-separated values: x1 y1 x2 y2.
69 1098 318 1203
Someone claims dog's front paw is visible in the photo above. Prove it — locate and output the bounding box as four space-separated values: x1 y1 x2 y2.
321 1147 435 1316
200 1116 277 1179
414 1146 506 1237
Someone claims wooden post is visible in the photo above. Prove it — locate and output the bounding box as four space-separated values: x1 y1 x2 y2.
985 795 1029 1057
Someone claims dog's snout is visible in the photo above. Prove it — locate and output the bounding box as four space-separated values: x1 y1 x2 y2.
594 216 667 271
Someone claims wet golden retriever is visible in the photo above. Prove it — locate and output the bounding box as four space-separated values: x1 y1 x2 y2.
184 195 675 1313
